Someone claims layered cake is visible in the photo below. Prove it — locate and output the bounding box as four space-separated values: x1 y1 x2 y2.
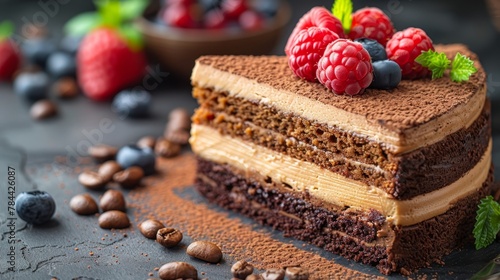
188 44 492 274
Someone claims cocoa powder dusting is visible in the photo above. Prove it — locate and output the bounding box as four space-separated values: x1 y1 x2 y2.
128 153 383 280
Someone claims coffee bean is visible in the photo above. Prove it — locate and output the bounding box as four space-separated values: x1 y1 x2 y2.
54 77 79 99
99 189 126 212
88 144 118 162
231 260 254 279
98 160 122 183
246 275 264 280
155 138 181 158
164 108 191 145
156 227 183 248
78 171 106 190
137 136 156 149
186 241 222 263
285 267 309 280
98 210 130 229
30 99 57 120
158 262 198 280
261 268 285 280
113 166 144 188
69 193 98 215
139 219 165 239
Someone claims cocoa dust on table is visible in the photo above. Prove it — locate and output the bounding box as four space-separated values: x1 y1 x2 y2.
128 153 383 280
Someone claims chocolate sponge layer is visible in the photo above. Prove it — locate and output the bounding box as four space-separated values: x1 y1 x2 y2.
195 158 494 275
192 87 491 199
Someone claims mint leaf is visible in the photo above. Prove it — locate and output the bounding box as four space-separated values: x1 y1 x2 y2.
0 21 14 41
120 0 148 20
415 50 450 79
64 12 101 36
474 196 500 250
450 52 477 82
332 0 352 34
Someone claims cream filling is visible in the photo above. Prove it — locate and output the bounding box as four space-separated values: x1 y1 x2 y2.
190 124 491 226
191 62 486 155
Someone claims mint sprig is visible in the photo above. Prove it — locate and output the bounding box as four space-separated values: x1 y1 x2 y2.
415 50 477 82
474 196 500 250
332 0 352 34
0 21 14 41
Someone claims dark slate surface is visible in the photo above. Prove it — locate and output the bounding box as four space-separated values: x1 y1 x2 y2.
1 0 500 279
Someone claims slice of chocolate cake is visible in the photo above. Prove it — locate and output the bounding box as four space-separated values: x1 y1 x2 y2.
189 44 492 275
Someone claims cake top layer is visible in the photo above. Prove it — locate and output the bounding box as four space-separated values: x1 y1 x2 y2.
194 44 485 132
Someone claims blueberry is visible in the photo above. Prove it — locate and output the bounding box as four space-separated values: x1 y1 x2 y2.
15 191 56 225
21 38 57 68
116 145 156 175
112 89 152 118
59 35 83 56
370 60 402 90
46 52 76 78
199 0 222 11
355 38 387 62
253 0 279 17
14 72 50 101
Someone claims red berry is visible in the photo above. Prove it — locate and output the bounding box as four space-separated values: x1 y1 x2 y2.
165 0 194 6
221 0 247 20
386 27 434 79
285 7 345 56
162 4 197 28
288 27 339 82
77 28 147 101
239 10 264 31
204 8 227 29
316 39 373 95
349 7 394 46
0 39 21 81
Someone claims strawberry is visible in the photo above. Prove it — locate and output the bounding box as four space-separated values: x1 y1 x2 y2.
65 0 149 101
77 28 146 101
0 21 21 81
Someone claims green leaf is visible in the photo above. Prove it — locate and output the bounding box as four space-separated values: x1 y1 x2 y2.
332 0 352 34
120 0 148 20
0 21 14 41
415 50 450 79
96 0 122 28
119 23 143 51
64 12 101 36
450 52 477 82
474 196 500 250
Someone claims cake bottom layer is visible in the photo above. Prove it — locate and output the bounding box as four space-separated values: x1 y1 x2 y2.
194 157 494 275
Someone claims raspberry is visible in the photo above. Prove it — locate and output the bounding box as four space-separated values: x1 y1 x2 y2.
316 39 373 95
349 7 394 46
386 27 434 79
288 27 340 82
285 7 345 56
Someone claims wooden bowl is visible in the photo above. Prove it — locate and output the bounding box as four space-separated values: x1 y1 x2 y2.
136 1 291 79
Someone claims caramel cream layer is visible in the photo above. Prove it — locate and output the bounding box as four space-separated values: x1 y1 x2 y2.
191 62 486 155
190 124 492 226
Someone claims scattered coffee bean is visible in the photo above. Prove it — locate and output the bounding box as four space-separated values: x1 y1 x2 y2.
78 171 106 189
158 262 198 280
261 268 285 280
285 267 309 280
99 189 126 212
54 77 79 98
69 193 98 215
164 108 191 145
30 99 57 120
97 160 122 183
155 138 181 158
139 219 165 239
113 166 144 188
231 260 254 279
186 241 222 263
246 275 264 280
88 144 118 162
137 136 156 149
98 210 130 229
156 227 183 248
